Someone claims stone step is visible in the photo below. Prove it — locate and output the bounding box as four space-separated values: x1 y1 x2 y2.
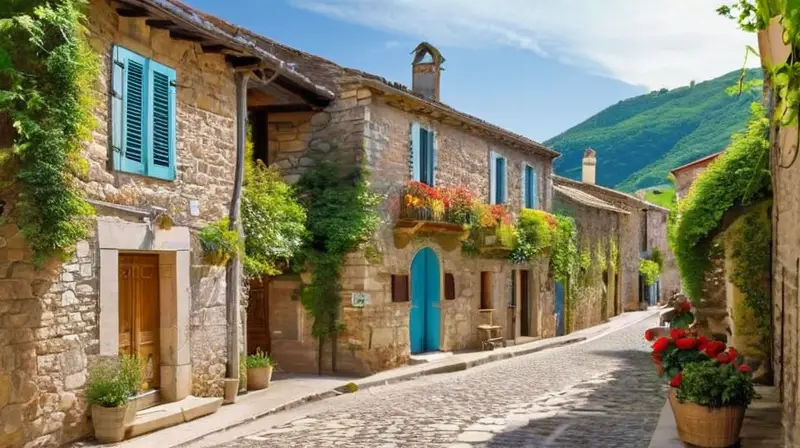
408 351 454 365
126 396 223 439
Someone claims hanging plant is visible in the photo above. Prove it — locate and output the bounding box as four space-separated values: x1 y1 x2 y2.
198 218 242 266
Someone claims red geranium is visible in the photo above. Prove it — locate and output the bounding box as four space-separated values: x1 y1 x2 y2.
738 364 752 374
644 329 655 341
715 352 732 364
670 371 683 387
670 329 686 341
652 337 670 353
705 341 727 357
675 337 697 350
728 347 739 362
696 336 709 351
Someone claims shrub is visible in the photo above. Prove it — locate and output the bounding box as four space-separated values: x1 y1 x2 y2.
639 259 661 286
86 357 138 408
677 360 755 408
245 348 274 369
510 209 557 263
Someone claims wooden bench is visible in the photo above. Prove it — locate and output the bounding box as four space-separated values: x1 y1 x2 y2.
477 309 505 350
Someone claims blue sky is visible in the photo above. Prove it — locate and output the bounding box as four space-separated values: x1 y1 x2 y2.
185 0 755 142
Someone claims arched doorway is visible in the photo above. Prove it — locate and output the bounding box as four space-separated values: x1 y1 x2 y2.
410 248 441 353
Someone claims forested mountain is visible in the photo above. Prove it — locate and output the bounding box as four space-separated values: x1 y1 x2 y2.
545 69 762 191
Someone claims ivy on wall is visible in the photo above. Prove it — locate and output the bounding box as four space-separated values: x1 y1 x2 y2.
294 159 379 373
670 104 770 302
0 0 97 265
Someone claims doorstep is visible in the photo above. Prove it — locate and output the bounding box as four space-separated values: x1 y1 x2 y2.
648 386 783 447
127 396 223 439
408 351 454 365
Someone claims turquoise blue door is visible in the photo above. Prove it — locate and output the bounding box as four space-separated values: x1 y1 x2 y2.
410 248 441 354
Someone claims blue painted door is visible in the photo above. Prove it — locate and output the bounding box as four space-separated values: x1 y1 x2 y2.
410 248 441 353
555 281 565 336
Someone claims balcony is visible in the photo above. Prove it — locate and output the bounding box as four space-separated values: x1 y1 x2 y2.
393 182 472 250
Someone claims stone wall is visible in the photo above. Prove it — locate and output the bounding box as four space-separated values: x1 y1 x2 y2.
674 164 708 201
647 209 681 300
0 1 241 446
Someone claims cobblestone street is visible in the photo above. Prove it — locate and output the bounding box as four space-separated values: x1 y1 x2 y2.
205 316 666 448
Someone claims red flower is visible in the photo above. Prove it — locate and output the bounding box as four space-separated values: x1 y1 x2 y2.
675 337 697 350
738 364 753 374
644 329 655 341
680 301 692 313
652 337 670 354
651 352 663 363
670 371 683 387
705 341 727 357
716 352 732 364
728 347 739 362
670 329 686 341
696 336 709 351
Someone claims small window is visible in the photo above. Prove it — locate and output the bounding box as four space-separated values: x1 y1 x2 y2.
112 45 177 180
391 275 409 302
523 164 538 209
480 271 492 309
410 123 436 186
490 151 507 204
445 273 455 300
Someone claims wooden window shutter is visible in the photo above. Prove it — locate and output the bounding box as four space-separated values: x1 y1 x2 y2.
431 130 438 186
391 275 410 302
531 165 538 208
489 151 497 204
496 156 507 204
521 164 528 209
147 60 176 180
114 46 147 175
410 122 421 181
445 273 455 300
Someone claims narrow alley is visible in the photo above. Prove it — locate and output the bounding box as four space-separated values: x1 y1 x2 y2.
196 316 665 448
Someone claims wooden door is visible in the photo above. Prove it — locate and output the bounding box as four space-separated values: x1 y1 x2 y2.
119 254 160 391
520 270 531 336
247 276 271 355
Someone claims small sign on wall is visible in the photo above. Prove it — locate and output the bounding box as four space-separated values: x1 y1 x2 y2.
351 292 370 308
189 200 200 217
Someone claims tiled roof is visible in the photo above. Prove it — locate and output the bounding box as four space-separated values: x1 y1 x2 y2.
554 185 630 215
553 175 669 213
670 151 723 175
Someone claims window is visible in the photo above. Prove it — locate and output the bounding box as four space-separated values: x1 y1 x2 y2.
641 209 649 251
112 46 177 180
410 123 436 186
480 271 492 309
445 273 456 300
522 164 538 209
391 275 409 302
489 151 507 204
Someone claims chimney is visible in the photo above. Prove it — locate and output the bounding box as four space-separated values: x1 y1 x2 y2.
411 42 444 101
582 148 597 185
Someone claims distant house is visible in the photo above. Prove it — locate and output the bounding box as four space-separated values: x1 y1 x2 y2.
670 151 723 200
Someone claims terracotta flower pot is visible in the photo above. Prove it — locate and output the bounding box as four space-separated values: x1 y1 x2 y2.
92 404 129 443
222 378 239 404
668 388 745 447
247 366 274 390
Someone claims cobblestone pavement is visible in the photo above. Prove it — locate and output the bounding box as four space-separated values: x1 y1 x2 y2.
208 316 666 448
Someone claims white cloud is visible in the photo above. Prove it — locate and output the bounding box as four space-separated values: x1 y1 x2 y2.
289 0 758 89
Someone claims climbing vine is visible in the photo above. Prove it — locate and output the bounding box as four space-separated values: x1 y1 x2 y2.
550 215 579 283
671 104 771 302
0 0 98 265
729 202 772 355
509 208 556 264
294 159 379 373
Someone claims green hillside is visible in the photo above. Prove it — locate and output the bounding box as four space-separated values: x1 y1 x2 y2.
545 69 762 191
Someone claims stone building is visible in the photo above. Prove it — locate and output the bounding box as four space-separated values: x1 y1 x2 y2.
0 0 333 446
553 151 678 312
670 151 723 200
245 41 562 374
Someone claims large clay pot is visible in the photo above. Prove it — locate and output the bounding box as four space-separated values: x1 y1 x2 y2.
247 366 274 390
92 404 129 443
222 378 240 405
669 388 745 447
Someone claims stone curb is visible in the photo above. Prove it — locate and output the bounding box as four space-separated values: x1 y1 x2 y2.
179 310 658 447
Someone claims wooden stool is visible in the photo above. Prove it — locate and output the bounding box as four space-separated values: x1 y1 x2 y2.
477 309 505 350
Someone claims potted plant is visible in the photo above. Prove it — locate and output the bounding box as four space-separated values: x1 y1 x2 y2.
647 328 709 378
246 348 275 390
86 356 141 443
198 218 241 265
669 359 756 447
670 296 695 329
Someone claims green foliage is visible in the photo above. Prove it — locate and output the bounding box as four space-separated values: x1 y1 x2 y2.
672 104 770 302
245 348 274 368
650 247 665 270
546 69 761 191
661 341 709 380
198 218 242 265
639 259 661 286
510 209 557 264
86 356 140 408
343 382 359 393
242 157 307 276
0 0 98 266
644 186 676 208
609 236 619 271
729 203 772 356
551 215 579 283
294 159 379 371
677 360 756 408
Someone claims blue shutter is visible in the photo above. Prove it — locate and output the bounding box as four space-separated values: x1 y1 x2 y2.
410 122 421 181
497 157 507 204
489 151 497 204
147 60 176 180
428 129 437 186
531 166 538 209
115 46 147 175
521 164 528 209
